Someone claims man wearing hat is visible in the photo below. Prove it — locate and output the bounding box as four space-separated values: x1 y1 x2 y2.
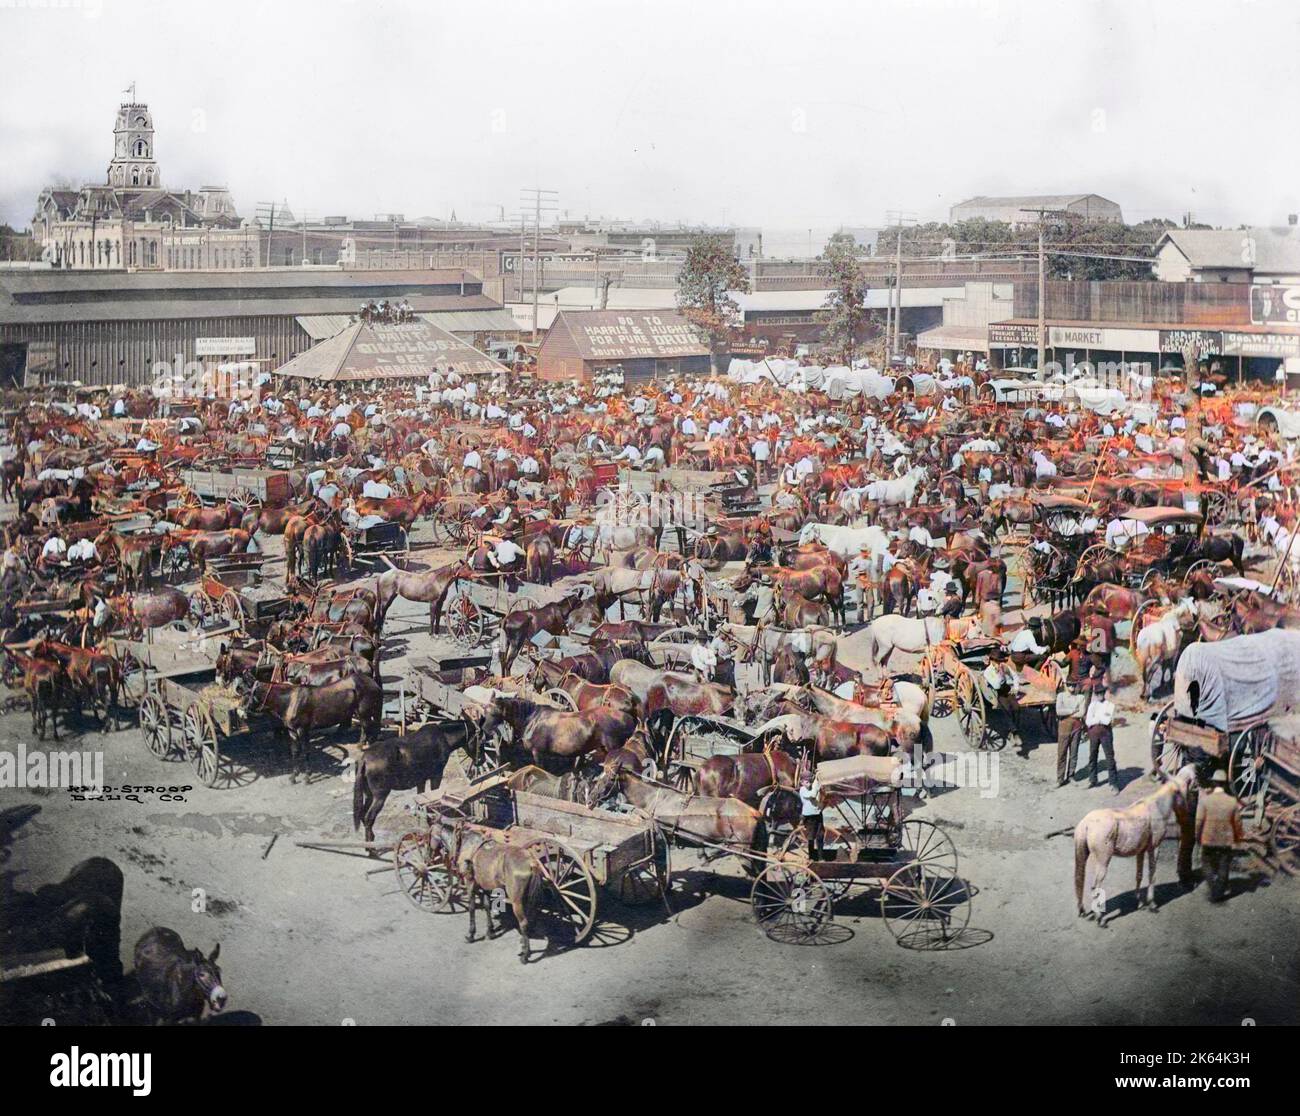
982 647 1022 732
1054 677 1088 785
1065 635 1091 686
1084 674 1118 791
1195 770 1243 902
939 582 963 620
848 544 877 623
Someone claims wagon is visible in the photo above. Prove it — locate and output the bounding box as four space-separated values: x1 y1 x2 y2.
1150 629 1300 805
178 465 292 511
922 640 1061 750
189 560 292 632
392 767 671 946
342 519 408 571
441 571 572 649
616 756 971 949
110 636 265 788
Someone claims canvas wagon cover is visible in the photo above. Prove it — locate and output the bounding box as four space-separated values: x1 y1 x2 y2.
1173 629 1300 732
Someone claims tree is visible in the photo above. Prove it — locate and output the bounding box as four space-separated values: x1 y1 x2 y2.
819 235 869 363
676 234 750 374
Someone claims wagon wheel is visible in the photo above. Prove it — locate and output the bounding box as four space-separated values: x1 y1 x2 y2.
138 693 175 760
1201 488 1230 526
1076 543 1113 569
393 830 463 913
955 667 988 750
187 590 212 631
919 653 952 718
164 545 192 584
182 703 221 788
1182 558 1220 585
467 724 505 780
1150 700 1181 775
1020 558 1037 607
1228 725 1269 803
613 828 671 906
442 514 468 545
389 481 408 498
898 819 960 877
880 858 971 949
526 838 598 945
227 485 262 516
220 590 245 630
1268 803 1300 877
446 595 485 647
545 687 577 711
177 486 202 509
750 862 833 943
1276 561 1300 605
1139 565 1166 590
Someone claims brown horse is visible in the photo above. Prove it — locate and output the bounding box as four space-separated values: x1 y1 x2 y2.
374 557 472 634
353 490 438 529
243 673 383 782
425 816 544 963
483 694 637 772
499 592 587 676
31 640 122 732
696 746 800 805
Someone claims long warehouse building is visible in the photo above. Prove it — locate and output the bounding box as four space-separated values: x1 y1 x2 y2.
0 268 518 387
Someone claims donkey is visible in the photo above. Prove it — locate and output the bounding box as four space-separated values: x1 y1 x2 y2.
132 927 227 1024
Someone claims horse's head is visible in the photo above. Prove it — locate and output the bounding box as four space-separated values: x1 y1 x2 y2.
190 943 226 1014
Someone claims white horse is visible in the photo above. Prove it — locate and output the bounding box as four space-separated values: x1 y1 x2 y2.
861 614 974 668
1133 599 1198 700
797 522 891 560
866 466 926 507
1069 764 1197 924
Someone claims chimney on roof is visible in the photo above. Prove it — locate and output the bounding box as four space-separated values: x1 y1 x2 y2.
1289 214 1298 226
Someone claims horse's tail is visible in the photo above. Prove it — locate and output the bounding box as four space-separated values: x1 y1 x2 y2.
1073 825 1089 912
521 859 545 923
749 814 770 856
352 753 369 832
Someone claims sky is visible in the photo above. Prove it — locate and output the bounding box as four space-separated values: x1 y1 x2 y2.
3 0 1299 235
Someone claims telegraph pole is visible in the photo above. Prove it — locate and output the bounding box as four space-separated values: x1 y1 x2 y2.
1026 207 1072 372
883 211 916 363
520 187 558 341
256 201 278 267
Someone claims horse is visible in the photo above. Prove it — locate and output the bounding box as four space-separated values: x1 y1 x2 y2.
374 557 472 634
498 592 587 676
482 694 637 772
1132 600 1199 700
861 613 958 668
425 816 544 964
1066 764 1197 925
352 719 482 846
132 927 227 1024
242 673 383 782
31 640 123 732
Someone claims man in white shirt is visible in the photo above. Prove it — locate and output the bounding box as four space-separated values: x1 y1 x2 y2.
463 448 482 471
1007 626 1048 657
751 436 770 482
67 537 99 564
519 455 540 475
1084 680 1118 791
361 478 393 500
39 535 68 570
689 632 717 683
1105 515 1149 551
489 538 526 570
616 443 642 464
680 415 698 439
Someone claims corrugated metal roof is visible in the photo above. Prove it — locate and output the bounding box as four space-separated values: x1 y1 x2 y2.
296 314 354 340
417 309 519 333
1159 227 1300 274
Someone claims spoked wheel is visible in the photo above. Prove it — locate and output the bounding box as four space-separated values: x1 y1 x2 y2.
545 687 577 711
178 486 202 509
187 591 212 632
182 703 221 788
447 595 485 646
955 667 989 750
220 590 245 630
1276 561 1300 605
881 858 971 949
613 828 671 906
897 819 960 877
750 862 833 944
138 694 175 759
1228 725 1269 802
1150 701 1181 776
164 546 192 584
467 725 505 780
393 830 463 913
1268 803 1300 877
920 655 953 718
527 838 598 945
227 486 262 518
1201 489 1230 527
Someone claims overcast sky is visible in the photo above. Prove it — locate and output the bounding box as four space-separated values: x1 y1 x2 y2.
3 0 1298 234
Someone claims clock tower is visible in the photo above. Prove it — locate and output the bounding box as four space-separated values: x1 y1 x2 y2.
107 95 160 190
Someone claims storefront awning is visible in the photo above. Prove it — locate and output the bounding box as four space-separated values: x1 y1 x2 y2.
915 326 990 353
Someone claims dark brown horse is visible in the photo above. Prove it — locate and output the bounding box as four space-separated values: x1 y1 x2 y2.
483 694 637 772
243 673 383 782
499 592 587 675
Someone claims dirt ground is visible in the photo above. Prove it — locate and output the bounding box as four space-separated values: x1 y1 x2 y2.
4 523 1298 1026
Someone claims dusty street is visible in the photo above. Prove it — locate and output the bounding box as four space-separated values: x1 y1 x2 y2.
4 525 1297 1027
